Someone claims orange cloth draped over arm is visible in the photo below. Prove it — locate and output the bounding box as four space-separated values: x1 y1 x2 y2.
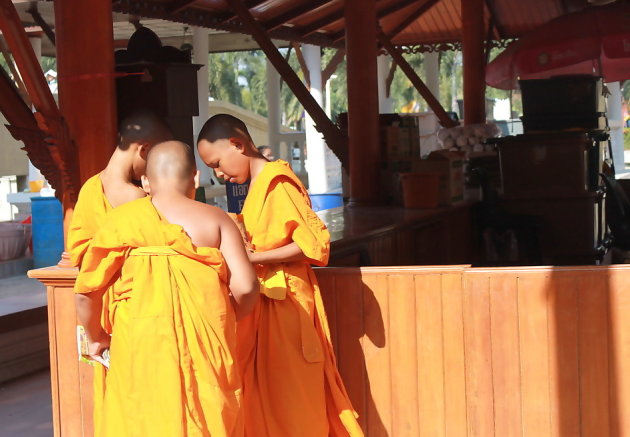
238 161 363 437
75 197 243 437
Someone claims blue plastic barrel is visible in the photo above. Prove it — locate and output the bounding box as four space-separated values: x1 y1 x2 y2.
31 197 64 268
309 193 343 212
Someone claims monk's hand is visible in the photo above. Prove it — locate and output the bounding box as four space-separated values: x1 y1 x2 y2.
87 331 111 363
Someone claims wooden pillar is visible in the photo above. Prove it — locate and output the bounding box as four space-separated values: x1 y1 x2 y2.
461 0 486 124
345 0 380 204
54 0 117 184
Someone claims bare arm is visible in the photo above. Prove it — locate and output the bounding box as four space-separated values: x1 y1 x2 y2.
248 242 308 265
219 214 259 320
75 291 110 358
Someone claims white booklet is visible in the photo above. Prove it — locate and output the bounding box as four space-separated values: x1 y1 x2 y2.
76 325 110 369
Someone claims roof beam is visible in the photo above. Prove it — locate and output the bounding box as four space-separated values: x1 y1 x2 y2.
298 6 344 38
386 0 439 39
224 0 348 169
378 28 456 127
291 42 310 88
26 3 55 46
113 0 336 47
263 0 333 32
484 0 506 40
219 0 269 25
168 0 198 14
322 48 345 84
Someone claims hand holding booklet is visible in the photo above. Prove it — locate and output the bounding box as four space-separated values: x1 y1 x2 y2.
77 325 110 369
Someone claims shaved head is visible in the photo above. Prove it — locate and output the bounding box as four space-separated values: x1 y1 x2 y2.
146 141 196 186
118 110 173 150
197 113 253 144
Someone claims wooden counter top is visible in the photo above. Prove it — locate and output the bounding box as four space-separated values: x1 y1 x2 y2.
317 203 473 266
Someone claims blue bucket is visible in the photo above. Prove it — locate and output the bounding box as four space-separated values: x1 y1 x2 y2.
31 197 64 268
309 193 343 212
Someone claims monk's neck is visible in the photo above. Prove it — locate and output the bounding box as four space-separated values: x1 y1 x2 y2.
248 156 269 186
103 149 135 183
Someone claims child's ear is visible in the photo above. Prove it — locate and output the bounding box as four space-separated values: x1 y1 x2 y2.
141 175 151 194
138 142 150 160
229 137 245 154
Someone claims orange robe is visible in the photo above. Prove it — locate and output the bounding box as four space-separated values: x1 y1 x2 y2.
67 173 112 268
238 160 363 437
66 173 113 433
75 197 243 437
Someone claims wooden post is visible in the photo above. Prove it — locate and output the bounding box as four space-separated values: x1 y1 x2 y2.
378 31 457 128
345 0 380 204
54 0 117 184
461 0 486 124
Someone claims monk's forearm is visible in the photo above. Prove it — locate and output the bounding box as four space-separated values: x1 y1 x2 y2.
75 292 107 341
249 242 307 264
231 290 259 321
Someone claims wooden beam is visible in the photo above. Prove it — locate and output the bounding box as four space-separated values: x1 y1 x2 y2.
322 48 345 84
0 37 31 106
378 30 457 127
0 0 80 205
263 0 333 32
26 3 55 46
299 6 344 38
385 59 397 98
168 0 198 14
387 0 439 39
484 0 506 40
291 42 311 88
224 0 348 169
219 0 269 25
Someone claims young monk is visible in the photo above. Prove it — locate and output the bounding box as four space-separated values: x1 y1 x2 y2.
197 114 363 437
75 140 259 437
68 110 173 267
66 110 173 432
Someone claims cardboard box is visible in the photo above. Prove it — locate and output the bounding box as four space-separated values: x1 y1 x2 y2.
411 150 465 205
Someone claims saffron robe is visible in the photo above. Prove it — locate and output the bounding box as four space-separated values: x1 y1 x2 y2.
75 197 243 437
66 173 114 433
238 160 363 437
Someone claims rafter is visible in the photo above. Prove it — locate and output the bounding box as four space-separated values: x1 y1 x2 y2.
168 0 198 15
387 0 439 39
298 6 344 38
219 0 269 25
26 4 55 45
263 0 333 32
484 0 506 40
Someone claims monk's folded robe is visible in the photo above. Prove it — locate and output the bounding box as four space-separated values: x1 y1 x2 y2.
75 197 243 437
237 160 363 437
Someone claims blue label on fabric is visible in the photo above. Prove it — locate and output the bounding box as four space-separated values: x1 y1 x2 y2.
226 181 250 213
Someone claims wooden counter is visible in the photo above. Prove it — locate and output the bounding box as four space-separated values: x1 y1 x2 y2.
317 203 472 266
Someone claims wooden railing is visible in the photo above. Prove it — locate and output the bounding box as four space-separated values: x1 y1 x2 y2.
317 265 630 437
30 264 630 436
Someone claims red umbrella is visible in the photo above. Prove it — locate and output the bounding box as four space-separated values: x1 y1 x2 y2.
486 2 630 89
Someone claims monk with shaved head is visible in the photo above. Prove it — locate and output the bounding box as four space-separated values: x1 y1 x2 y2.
67 110 173 433
198 114 363 437
75 140 258 437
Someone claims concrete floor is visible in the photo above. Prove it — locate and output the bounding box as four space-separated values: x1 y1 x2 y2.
0 370 53 437
0 274 46 317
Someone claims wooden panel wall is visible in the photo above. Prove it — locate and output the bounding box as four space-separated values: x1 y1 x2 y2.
315 265 630 437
